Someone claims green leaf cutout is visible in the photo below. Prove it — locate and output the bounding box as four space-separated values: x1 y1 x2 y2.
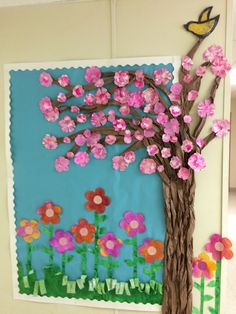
88 247 96 254
41 246 51 254
194 282 201 290
151 262 163 271
65 255 74 264
31 245 36 252
137 257 145 264
124 239 133 245
98 215 107 222
41 226 51 235
99 260 108 268
207 280 216 288
76 247 83 254
208 306 217 314
204 295 214 302
192 306 200 314
144 268 152 276
125 259 134 266
98 227 107 235
112 261 120 268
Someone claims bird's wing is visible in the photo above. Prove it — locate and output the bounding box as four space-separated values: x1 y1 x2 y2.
187 15 220 38
198 6 213 22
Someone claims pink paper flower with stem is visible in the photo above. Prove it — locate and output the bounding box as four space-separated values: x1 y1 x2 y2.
120 211 146 237
55 156 70 172
192 252 216 279
205 233 234 261
98 232 122 257
50 230 75 254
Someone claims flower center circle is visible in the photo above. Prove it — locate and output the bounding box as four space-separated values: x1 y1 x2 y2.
59 237 68 246
93 195 103 205
198 261 207 271
130 220 139 229
106 240 115 250
147 246 157 256
25 226 33 235
80 227 88 236
215 242 224 252
45 208 54 217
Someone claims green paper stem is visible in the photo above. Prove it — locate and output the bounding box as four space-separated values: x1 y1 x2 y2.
215 260 221 312
108 255 113 278
49 223 54 266
200 276 205 314
94 212 99 278
62 253 66 274
132 236 138 278
82 242 87 275
26 243 32 272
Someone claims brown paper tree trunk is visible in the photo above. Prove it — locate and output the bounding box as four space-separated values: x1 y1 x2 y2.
162 175 196 314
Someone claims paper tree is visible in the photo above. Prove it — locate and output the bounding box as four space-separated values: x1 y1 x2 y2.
39 7 231 314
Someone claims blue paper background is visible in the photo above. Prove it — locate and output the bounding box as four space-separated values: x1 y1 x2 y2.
10 63 173 284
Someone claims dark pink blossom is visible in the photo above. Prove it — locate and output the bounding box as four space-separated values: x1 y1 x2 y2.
95 88 110 105
90 112 107 127
127 91 144 108
198 99 215 118
85 66 101 83
58 74 70 87
39 97 53 114
134 70 145 89
188 153 206 172
84 93 96 105
112 119 126 131
114 71 130 87
39 72 53 87
114 88 130 104
177 167 190 180
73 85 84 98
50 230 74 253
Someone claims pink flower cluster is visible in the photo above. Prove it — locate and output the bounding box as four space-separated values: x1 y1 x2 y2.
39 97 59 122
58 116 76 133
112 151 136 171
198 99 215 118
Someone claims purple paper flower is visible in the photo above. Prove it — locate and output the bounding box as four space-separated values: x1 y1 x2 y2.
120 211 146 237
97 232 122 257
50 230 75 253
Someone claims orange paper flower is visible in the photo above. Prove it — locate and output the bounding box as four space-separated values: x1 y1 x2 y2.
17 220 40 243
138 239 164 263
85 188 110 214
37 201 62 224
71 219 96 243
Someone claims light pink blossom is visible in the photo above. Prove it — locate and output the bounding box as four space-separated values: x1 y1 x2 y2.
94 79 104 87
108 109 116 122
59 116 76 132
75 134 87 146
112 156 127 171
198 99 215 118
178 167 190 180
85 66 101 83
183 115 192 124
164 118 180 136
140 158 157 174
114 88 130 104
124 130 132 144
156 113 169 125
77 114 87 123
58 74 70 87
141 117 153 129
57 92 67 103
170 83 183 95
113 119 126 131
153 68 172 85
162 134 171 143
142 88 158 105
73 85 84 98
154 102 165 114
161 148 171 158
124 151 135 164
169 93 180 102
188 153 206 172
39 72 53 87
170 136 178 143
144 104 153 113
42 135 58 150
95 88 110 105
134 70 145 89
84 93 96 105
127 92 144 108
90 112 107 127
144 129 155 138
170 156 182 169
196 66 207 77
114 71 130 87
84 130 101 147
119 105 130 116
182 56 193 71
74 151 90 167
157 165 164 173
182 139 194 152
39 97 53 114
91 144 107 159
63 137 71 143
211 57 231 78
105 135 116 145
187 90 198 101
66 152 74 159
71 106 80 113
147 144 159 156
203 45 223 62
196 138 205 148
44 108 59 122
183 74 193 83
55 156 70 172
134 130 144 141
212 119 230 137
170 105 182 117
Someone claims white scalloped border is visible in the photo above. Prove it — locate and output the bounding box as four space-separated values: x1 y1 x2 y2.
4 56 181 312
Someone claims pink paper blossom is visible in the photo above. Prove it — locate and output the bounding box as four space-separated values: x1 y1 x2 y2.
188 153 206 172
170 82 183 95
196 138 205 148
156 113 169 125
63 137 71 143
134 130 144 141
212 119 230 137
141 117 153 129
71 106 80 113
183 115 192 124
196 66 207 77
55 156 70 172
177 167 190 180
182 56 193 71
154 102 165 114
164 118 180 136
42 135 58 150
85 66 101 83
127 91 144 108
113 119 126 131
96 88 110 105
114 88 130 104
39 72 53 87
123 151 136 164
90 112 107 127
153 68 172 85
140 158 156 174
119 105 130 116
66 152 74 159
75 134 87 146
134 70 145 89
94 79 104 88
74 151 90 167
84 130 101 147
142 88 159 105
105 135 116 145
44 108 59 122
183 74 193 83
182 139 194 152
91 144 107 159
124 130 132 144
58 116 76 132
112 156 127 171
170 105 182 117
170 136 178 143
39 97 53 114
58 74 70 87
169 93 180 102
187 90 198 101
108 109 116 122
73 85 84 98
77 114 87 123
144 104 153 113
57 92 67 103
211 56 231 78
198 99 215 118
144 129 155 138
114 71 130 87
162 134 171 143
147 144 159 156
203 45 223 62
170 156 182 169
157 165 164 173
161 148 171 158
84 93 96 105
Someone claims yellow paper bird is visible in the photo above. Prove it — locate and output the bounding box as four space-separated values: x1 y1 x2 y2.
184 6 220 38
